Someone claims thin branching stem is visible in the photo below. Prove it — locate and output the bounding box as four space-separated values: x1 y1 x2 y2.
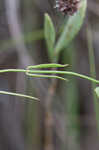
0 68 99 84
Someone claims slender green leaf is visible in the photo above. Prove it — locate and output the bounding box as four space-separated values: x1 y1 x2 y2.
44 13 56 61
54 0 87 55
27 63 69 69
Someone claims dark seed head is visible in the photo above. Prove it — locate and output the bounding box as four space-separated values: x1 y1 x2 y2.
55 0 80 15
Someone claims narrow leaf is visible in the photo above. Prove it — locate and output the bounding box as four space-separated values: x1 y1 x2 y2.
27 63 69 70
54 0 87 55
44 13 56 61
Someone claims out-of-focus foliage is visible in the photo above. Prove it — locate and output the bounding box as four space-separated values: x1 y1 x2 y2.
0 0 99 150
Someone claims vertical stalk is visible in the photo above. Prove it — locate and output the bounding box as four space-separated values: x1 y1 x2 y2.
44 48 60 150
86 22 99 133
62 43 80 150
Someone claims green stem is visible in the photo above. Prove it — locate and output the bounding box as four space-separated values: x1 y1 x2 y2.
0 91 39 101
27 70 99 84
87 23 99 133
0 69 26 73
0 68 99 84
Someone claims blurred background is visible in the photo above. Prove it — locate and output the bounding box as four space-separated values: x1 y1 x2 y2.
0 0 99 150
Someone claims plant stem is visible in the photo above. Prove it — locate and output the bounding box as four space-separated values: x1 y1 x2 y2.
0 68 99 84
86 22 99 132
0 91 39 101
0 69 26 73
27 70 99 84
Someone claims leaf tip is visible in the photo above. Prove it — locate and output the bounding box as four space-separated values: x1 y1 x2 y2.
94 87 99 98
